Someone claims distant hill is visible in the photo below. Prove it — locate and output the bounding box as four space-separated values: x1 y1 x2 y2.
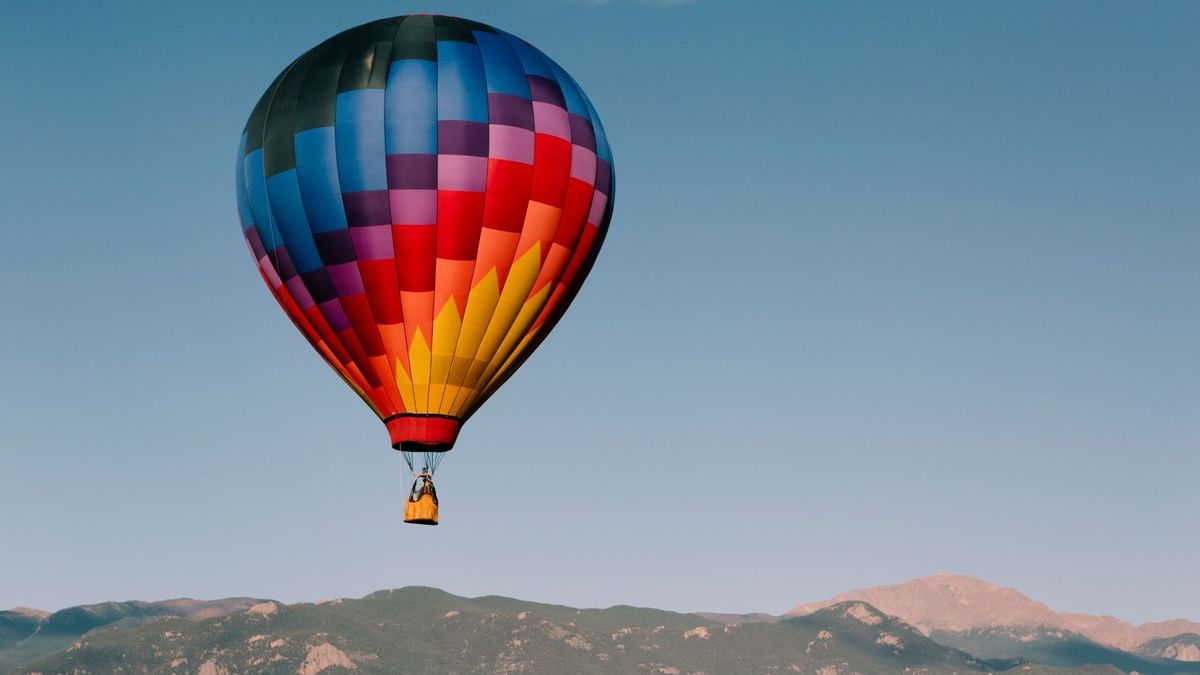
1135 634 1200 663
0 598 261 673
788 573 1200 652
692 611 778 626
15 589 1111 675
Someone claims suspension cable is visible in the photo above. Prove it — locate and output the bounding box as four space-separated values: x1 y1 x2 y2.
401 448 447 477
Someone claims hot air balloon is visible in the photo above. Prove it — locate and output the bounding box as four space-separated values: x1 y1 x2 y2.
235 16 614 524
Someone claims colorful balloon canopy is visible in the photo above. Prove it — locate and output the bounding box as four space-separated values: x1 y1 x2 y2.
236 16 614 454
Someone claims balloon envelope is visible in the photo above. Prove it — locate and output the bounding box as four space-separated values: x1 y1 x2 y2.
236 16 614 452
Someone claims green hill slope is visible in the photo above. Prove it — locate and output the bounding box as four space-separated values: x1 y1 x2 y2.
21 590 1120 675
0 598 261 673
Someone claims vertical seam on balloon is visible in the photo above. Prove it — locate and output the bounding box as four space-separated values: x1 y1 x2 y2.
284 34 380 406
251 70 293 285
458 32 565 411
471 81 613 414
324 31 397 407
370 18 413 415
366 20 413 416
529 68 608 327
419 20 443 414
253 52 368 402
475 173 614 414
431 35 490 416
256 41 377 409
468 40 581 406
380 16 419 414
445 31 538 417
333 19 408 417
426 21 459 416
386 15 437 414
240 128 307 355
523 67 603 331
242 83 368 411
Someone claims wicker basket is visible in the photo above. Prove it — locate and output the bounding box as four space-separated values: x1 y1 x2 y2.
404 492 439 525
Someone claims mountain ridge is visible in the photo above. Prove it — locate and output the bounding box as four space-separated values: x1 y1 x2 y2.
13 589 1122 675
787 573 1200 651
0 597 264 673
6 575 1199 673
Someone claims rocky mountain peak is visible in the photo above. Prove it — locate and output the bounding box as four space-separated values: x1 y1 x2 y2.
788 573 1200 651
788 573 1060 633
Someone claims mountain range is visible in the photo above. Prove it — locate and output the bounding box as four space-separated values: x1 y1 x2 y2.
2 574 1197 674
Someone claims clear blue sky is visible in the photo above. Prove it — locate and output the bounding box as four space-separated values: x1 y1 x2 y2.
1 0 1197 624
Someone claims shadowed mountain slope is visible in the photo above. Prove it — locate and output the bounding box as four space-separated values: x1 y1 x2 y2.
928 625 1200 674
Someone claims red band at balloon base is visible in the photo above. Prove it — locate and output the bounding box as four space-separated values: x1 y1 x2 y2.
386 414 461 452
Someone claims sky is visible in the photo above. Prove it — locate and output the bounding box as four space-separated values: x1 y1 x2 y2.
1 0 1197 624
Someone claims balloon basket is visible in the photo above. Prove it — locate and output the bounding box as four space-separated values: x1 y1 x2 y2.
404 493 439 525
